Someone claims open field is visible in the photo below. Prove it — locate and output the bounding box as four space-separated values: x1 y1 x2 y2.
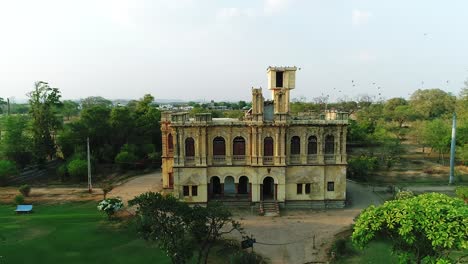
0 202 170 264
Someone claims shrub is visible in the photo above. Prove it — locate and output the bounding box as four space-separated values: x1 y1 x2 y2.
14 194 25 205
455 186 468 203
0 160 17 186
114 151 138 170
67 158 88 180
230 251 267 264
330 238 348 258
395 190 414 200
19 184 31 197
347 155 378 181
97 197 124 219
57 164 68 181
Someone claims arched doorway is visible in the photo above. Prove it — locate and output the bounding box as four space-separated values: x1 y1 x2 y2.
224 176 235 196
210 176 222 198
238 176 249 195
262 177 275 200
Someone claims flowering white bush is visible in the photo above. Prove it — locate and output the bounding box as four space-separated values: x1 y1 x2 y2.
98 197 124 219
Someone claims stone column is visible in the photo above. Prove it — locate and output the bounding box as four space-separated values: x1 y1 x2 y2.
301 130 307 164
227 127 232 165
318 127 324 164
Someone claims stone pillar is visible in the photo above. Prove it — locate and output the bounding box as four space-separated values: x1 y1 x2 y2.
274 130 280 164
258 127 263 165
301 130 307 164
227 128 232 165
252 127 257 165
342 126 347 163
318 127 324 164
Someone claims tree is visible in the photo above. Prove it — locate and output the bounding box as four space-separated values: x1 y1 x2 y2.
67 158 87 180
28 81 62 163
0 160 17 186
0 115 33 167
410 89 456 119
129 192 194 264
61 100 80 120
422 119 451 162
80 96 112 109
352 193 467 263
0 97 6 114
190 202 243 264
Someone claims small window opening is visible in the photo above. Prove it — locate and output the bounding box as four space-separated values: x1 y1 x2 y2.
276 71 284 87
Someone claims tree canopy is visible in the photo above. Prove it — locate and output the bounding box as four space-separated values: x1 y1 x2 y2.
352 193 468 263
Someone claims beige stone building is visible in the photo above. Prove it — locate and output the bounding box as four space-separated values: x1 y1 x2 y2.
161 66 348 210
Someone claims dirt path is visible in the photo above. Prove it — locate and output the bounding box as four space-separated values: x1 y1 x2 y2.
230 181 387 264
108 171 162 203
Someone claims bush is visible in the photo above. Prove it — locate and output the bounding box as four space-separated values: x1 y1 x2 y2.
19 184 31 197
14 194 24 205
455 186 468 203
67 158 88 180
395 190 414 200
0 160 17 186
230 251 267 264
97 197 123 219
57 164 68 181
331 238 348 258
114 151 138 170
347 155 378 181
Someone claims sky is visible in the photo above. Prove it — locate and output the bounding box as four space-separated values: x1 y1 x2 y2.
1 0 468 102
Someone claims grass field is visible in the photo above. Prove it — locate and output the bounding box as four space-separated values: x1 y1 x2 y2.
334 239 398 264
0 202 170 264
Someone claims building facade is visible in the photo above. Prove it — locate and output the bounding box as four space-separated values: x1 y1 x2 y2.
161 67 348 208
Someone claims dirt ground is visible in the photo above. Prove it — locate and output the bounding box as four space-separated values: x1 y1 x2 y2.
0 171 163 204
228 181 390 264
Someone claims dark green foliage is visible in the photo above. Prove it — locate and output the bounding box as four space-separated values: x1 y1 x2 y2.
331 238 348 257
67 158 87 180
61 100 80 120
56 164 68 181
0 160 17 186
28 81 63 163
114 151 138 170
347 155 378 181
0 115 33 168
230 251 267 264
19 184 31 197
129 193 243 264
410 89 456 119
14 194 24 205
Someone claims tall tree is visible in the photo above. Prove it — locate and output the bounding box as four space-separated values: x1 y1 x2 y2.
0 116 33 168
410 89 456 119
28 81 62 163
61 100 80 120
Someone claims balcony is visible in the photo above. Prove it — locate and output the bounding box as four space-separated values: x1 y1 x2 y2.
263 156 273 165
307 154 318 163
289 155 300 164
324 154 335 164
232 155 246 165
185 156 195 165
213 155 226 165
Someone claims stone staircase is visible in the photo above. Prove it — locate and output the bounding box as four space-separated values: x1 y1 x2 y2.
260 201 280 216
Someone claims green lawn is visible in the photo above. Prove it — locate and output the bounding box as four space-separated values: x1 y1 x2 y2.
0 202 170 264
334 239 398 264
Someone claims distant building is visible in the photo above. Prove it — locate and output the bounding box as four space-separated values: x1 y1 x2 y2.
161 67 348 210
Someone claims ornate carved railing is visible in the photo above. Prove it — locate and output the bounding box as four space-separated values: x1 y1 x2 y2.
263 156 273 165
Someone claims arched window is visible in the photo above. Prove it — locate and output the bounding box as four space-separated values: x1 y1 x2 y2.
290 136 300 155
264 137 274 156
325 135 335 154
233 137 246 156
185 137 195 157
168 133 173 151
308 136 317 155
213 137 226 156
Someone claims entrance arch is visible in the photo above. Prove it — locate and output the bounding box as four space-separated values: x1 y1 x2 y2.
224 176 235 196
210 176 222 198
238 176 249 195
262 176 275 200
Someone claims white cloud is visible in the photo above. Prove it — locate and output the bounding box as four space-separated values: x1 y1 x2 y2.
264 0 291 15
352 9 372 26
97 0 137 28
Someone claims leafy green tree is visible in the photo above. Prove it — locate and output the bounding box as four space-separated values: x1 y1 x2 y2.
61 100 80 120
109 106 133 146
410 89 456 119
0 160 17 186
347 155 378 181
114 151 138 170
190 202 243 264
422 119 451 162
0 115 33 167
129 193 194 264
0 97 6 114
80 96 112 109
67 158 87 180
352 193 467 264
28 81 63 162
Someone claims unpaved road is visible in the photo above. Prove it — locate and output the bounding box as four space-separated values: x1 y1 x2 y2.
231 181 389 264
108 171 163 203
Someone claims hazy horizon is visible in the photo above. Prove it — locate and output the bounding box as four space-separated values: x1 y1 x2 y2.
1 0 468 102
